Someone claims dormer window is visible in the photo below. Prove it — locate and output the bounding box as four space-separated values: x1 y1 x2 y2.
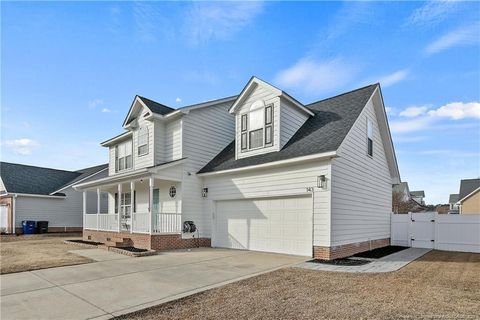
115 140 133 172
241 100 274 152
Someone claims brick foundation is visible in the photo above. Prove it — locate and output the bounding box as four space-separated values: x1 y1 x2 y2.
83 229 211 251
313 238 390 260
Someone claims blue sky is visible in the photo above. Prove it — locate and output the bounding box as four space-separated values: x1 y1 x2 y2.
1 1 479 204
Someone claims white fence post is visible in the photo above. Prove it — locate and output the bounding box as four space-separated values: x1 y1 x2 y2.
82 191 86 230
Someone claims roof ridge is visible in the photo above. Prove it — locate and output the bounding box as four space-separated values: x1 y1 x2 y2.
305 83 378 107
75 163 108 173
0 161 80 174
177 95 238 110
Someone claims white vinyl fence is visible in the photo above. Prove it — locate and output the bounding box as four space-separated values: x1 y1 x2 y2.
391 212 480 253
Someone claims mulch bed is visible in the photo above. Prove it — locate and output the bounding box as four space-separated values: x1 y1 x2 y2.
67 239 103 246
308 258 370 266
353 245 408 259
117 246 149 253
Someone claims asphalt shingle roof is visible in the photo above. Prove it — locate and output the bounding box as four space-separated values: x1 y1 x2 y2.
0 162 107 195
198 84 378 174
459 178 480 200
138 96 175 115
410 191 425 197
449 194 459 203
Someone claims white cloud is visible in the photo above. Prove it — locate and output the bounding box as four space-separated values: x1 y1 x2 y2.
399 106 429 118
389 117 433 134
175 97 182 103
88 99 103 108
425 23 480 55
101 108 112 113
377 69 409 87
185 2 263 45
408 0 459 26
428 102 480 120
2 138 39 156
419 149 480 158
274 58 355 95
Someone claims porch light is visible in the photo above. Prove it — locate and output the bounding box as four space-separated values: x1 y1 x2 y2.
317 175 327 189
202 188 208 198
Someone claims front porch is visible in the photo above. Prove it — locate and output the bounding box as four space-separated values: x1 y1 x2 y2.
81 176 182 236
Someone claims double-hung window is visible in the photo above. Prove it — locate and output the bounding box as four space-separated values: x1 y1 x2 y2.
241 102 274 152
367 118 373 157
115 140 133 172
138 126 149 156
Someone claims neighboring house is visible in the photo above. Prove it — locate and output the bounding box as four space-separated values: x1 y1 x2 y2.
0 162 108 233
448 194 459 213
393 182 411 201
74 77 400 260
410 190 425 206
456 178 480 214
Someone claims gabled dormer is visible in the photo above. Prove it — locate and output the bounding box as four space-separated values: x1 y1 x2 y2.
229 77 314 160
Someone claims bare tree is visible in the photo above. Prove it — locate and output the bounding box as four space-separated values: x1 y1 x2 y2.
392 191 416 213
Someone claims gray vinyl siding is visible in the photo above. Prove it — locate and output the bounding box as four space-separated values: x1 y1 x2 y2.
14 187 105 229
330 98 392 246
280 99 309 148
235 84 280 159
203 160 332 247
182 101 235 238
165 118 182 161
108 146 116 176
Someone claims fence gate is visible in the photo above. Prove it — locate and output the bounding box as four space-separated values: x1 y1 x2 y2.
410 212 435 249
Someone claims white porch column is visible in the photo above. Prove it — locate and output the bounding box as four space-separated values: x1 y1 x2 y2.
130 181 135 234
117 183 122 232
149 177 154 234
82 191 86 230
96 189 100 231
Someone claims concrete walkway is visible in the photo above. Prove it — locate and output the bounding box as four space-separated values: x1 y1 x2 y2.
1 248 305 320
296 247 431 273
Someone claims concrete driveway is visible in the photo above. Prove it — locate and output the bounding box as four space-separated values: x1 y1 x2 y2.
1 248 306 320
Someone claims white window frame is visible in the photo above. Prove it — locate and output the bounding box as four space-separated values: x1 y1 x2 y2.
241 101 274 152
115 140 133 172
366 118 373 157
137 126 149 156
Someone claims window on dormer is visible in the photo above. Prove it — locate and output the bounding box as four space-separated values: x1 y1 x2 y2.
241 101 274 152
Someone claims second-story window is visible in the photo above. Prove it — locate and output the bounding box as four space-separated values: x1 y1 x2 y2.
138 126 149 156
241 101 274 152
115 140 133 172
367 118 373 157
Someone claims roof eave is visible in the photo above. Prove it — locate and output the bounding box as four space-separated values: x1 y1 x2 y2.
197 151 337 177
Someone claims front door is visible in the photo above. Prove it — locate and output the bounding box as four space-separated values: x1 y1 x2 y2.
121 193 132 231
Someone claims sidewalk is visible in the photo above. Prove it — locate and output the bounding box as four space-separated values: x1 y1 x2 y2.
296 247 431 273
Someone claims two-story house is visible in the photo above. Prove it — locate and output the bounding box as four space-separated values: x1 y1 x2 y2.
74 77 400 260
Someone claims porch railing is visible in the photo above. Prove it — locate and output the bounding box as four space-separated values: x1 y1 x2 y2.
153 212 182 234
84 212 181 234
84 213 118 232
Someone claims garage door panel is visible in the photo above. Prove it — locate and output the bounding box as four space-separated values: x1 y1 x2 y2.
214 196 312 256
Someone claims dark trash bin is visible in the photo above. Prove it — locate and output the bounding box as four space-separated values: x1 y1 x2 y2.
37 221 49 234
22 220 36 234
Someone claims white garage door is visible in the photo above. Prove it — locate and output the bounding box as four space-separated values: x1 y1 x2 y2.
213 196 312 256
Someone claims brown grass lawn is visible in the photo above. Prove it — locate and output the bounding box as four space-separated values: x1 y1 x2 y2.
0 233 93 274
116 250 480 320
